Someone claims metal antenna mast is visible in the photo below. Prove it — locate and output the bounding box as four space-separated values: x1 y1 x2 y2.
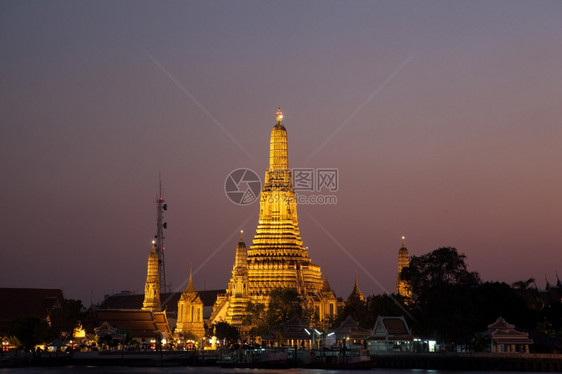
155 175 168 294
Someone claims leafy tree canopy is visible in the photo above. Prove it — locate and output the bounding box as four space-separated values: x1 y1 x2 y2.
213 321 240 346
242 287 315 336
9 316 57 351
401 247 480 306
49 299 86 341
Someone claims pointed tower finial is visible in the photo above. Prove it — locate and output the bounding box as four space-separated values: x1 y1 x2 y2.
348 270 365 303
401 235 406 248
240 230 244 241
322 272 332 292
186 264 196 293
276 107 283 123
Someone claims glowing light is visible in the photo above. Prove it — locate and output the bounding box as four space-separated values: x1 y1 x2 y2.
152 240 156 244
276 108 283 122
73 323 86 338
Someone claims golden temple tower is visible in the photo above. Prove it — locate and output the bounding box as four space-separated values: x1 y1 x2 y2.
210 109 338 327
226 231 251 322
397 236 412 299
247 108 324 300
209 231 252 326
142 241 161 311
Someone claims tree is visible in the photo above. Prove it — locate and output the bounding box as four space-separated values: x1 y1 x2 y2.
541 301 562 337
401 247 480 306
241 288 313 336
213 322 240 347
266 288 305 328
369 294 408 317
9 316 57 351
512 278 536 290
243 301 269 337
472 281 538 331
400 247 481 344
49 299 86 342
512 278 544 311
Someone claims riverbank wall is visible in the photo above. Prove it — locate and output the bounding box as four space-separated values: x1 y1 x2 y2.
374 352 562 372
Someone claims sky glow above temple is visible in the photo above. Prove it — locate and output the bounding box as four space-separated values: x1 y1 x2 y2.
1 0 562 304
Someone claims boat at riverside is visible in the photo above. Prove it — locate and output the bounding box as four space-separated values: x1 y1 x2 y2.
218 347 289 368
217 347 374 369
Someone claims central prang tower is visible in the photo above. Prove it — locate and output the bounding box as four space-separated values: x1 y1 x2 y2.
208 109 338 329
247 108 323 299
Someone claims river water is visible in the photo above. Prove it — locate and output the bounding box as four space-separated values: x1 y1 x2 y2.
0 368 545 374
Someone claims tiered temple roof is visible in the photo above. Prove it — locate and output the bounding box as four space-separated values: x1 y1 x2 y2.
347 273 366 304
209 109 338 327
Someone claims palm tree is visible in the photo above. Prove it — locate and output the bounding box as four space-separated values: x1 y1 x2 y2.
512 278 543 310
512 278 536 290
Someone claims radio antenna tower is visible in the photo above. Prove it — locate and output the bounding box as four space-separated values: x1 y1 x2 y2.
154 174 168 294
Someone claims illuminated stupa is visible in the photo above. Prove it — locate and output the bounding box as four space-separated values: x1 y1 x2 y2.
396 236 412 299
142 241 161 311
247 108 324 298
210 231 251 326
210 109 338 327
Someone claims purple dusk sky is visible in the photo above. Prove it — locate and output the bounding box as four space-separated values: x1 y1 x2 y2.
1 1 561 305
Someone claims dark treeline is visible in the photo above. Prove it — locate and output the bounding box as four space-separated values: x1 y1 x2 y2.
7 247 562 352
341 247 561 351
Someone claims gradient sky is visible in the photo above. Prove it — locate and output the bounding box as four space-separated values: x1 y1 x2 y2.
2 1 561 305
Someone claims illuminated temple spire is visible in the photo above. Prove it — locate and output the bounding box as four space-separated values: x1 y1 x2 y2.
210 109 338 327
142 241 161 311
397 236 412 299
247 108 322 298
176 266 205 340
209 230 251 326
234 231 247 270
269 108 289 171
186 267 196 293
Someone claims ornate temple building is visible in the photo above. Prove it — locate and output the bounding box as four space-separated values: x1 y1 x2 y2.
209 109 339 328
142 241 161 311
209 232 251 326
175 270 205 340
347 273 366 304
396 236 412 299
